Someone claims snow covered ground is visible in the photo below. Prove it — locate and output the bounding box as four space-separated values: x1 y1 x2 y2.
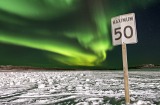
0 70 159 105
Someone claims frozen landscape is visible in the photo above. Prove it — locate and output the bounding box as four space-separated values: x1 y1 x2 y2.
0 70 160 105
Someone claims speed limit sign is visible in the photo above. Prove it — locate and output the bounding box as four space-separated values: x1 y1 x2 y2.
111 13 138 104
111 13 137 46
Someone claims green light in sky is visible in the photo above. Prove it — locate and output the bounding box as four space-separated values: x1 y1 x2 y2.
0 0 157 67
0 33 99 66
0 0 78 20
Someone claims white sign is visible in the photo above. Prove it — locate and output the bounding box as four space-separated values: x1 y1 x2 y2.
111 13 137 46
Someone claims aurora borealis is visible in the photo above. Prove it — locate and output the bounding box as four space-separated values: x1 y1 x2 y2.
0 0 160 69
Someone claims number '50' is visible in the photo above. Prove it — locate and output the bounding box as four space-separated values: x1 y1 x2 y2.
114 26 133 40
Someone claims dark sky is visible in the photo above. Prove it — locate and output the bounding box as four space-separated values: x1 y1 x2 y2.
0 0 160 69
106 2 160 69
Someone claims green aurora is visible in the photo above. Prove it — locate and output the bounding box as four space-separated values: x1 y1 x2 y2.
0 0 159 68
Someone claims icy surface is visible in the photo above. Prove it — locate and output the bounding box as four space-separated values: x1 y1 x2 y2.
0 70 159 105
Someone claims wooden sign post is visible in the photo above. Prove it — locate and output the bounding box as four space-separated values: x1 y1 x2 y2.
122 43 130 104
111 13 137 105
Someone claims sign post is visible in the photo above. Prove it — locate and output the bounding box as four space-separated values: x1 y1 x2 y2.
111 13 137 105
122 43 130 104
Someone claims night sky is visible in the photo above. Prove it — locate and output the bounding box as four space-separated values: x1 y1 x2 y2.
0 0 160 69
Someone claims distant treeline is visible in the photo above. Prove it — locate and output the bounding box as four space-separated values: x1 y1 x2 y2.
0 64 160 71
